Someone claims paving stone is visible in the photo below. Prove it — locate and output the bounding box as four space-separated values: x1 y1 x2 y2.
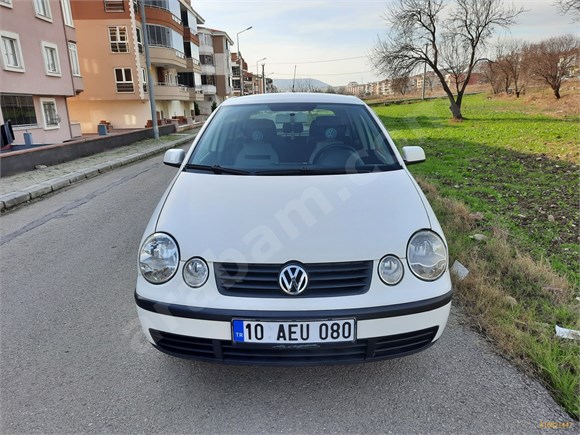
109 158 125 169
50 176 72 191
84 168 100 178
96 163 113 174
28 183 53 199
68 172 87 183
0 191 31 209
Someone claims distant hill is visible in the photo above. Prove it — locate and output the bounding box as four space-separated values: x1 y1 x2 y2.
273 78 332 92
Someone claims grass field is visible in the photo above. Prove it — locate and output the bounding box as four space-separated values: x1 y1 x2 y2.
374 93 579 418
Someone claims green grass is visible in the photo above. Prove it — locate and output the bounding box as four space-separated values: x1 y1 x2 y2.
374 94 579 286
374 94 579 418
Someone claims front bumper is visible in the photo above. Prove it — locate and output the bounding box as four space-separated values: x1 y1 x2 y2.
135 290 452 366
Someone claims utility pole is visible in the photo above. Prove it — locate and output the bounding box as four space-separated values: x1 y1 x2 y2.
236 26 252 96
139 0 158 139
261 63 266 93
422 43 428 100
292 65 297 92
256 57 266 94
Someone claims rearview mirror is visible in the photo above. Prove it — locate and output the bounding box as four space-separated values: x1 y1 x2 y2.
163 149 185 168
401 146 426 165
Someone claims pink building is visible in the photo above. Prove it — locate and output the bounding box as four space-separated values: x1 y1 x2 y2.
0 0 84 146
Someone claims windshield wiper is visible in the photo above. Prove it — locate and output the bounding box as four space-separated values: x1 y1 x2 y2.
255 167 346 175
183 164 253 175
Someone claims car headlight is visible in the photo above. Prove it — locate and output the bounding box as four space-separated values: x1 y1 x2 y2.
139 233 179 284
183 257 209 288
378 255 404 285
407 230 448 281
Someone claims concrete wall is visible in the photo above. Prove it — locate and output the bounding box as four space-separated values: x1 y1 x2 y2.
0 125 176 177
67 100 151 133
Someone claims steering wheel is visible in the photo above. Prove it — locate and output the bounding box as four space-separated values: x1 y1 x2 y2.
312 144 364 168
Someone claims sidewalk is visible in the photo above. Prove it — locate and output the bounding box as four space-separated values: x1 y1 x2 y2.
0 130 199 212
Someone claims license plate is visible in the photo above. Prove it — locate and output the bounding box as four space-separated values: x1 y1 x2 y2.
232 319 356 344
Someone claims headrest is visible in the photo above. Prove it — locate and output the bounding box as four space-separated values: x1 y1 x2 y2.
243 118 276 143
309 116 346 141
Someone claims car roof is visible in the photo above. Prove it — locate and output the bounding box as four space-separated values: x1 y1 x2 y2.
221 92 365 107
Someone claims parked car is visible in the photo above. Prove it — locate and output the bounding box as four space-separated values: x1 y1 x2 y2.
135 93 452 365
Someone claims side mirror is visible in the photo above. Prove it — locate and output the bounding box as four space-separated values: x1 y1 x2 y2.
163 149 185 167
401 146 426 165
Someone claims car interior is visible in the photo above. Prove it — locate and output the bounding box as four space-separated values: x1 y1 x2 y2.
190 103 400 173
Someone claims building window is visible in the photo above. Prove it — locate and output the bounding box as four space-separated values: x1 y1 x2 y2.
114 67 134 92
200 54 214 65
40 98 60 129
0 32 24 72
146 24 184 56
41 42 61 76
0 94 36 126
34 0 52 21
61 0 74 27
201 75 215 86
109 26 129 53
141 67 148 92
0 0 13 8
68 42 80 76
136 28 143 53
104 0 124 12
199 33 212 46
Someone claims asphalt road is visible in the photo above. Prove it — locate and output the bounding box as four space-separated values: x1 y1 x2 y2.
0 154 572 434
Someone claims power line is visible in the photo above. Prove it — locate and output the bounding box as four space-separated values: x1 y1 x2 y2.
272 70 374 77
268 56 367 65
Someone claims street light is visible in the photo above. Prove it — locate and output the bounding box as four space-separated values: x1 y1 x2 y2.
236 26 252 95
256 57 266 94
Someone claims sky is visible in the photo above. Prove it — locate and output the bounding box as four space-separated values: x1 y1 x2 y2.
193 0 579 87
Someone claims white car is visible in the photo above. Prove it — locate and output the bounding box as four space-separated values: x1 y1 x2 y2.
135 93 451 365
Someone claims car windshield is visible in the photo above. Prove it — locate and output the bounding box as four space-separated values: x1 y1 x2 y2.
187 102 402 175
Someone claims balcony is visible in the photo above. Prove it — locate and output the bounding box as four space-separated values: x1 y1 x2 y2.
199 44 213 55
186 57 201 72
202 84 216 95
149 46 187 69
154 83 190 101
189 87 204 101
201 64 216 75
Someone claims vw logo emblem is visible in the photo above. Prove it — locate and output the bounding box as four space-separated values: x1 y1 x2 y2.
279 265 308 295
324 127 338 139
251 130 264 142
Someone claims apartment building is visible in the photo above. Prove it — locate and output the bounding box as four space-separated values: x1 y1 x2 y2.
67 0 204 133
0 0 84 146
231 52 251 97
197 26 233 113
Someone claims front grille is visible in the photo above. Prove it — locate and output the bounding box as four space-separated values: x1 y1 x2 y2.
150 326 439 366
214 261 373 298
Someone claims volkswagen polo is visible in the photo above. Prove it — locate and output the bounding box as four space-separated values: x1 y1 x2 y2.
135 93 452 365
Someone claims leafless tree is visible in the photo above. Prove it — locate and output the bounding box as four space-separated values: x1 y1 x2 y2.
481 60 506 94
371 0 524 119
553 0 580 22
526 34 580 99
294 79 321 93
392 76 411 95
493 39 528 97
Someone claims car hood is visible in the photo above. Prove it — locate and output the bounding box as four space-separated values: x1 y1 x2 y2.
156 170 431 263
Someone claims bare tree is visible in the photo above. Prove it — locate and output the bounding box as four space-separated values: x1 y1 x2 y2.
502 40 527 97
481 60 505 94
294 79 321 93
492 39 527 97
371 0 524 119
392 76 411 95
553 0 580 22
526 34 580 99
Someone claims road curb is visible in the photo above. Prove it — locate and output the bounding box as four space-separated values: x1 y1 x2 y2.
0 133 197 213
